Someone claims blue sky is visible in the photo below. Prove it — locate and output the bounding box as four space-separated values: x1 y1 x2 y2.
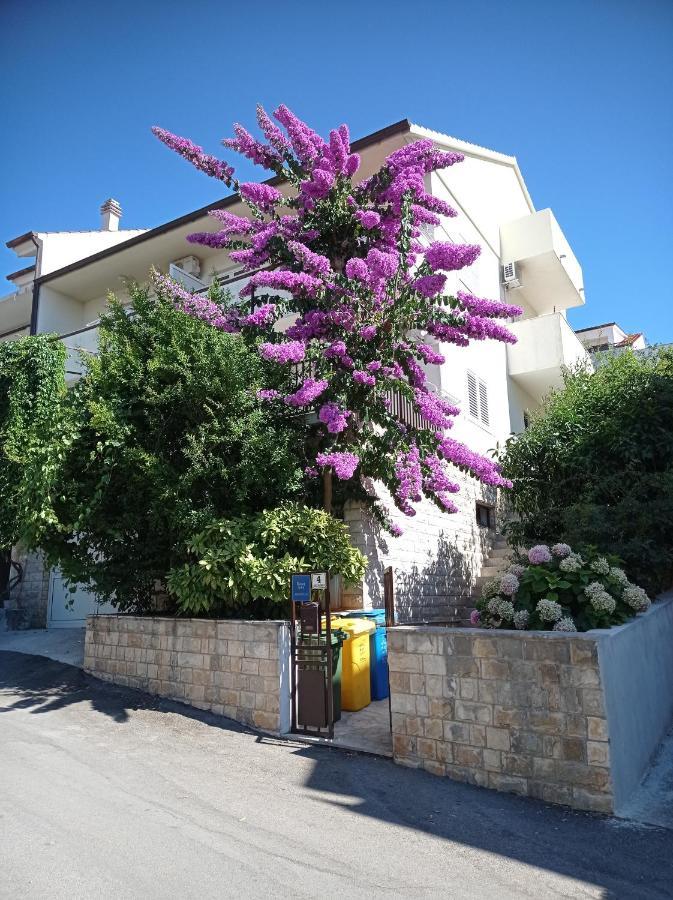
2 0 672 340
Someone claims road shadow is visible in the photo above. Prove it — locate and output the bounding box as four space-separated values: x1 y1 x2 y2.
0 650 252 730
2 649 672 898
288 743 673 899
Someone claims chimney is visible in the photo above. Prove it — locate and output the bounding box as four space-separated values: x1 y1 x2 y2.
100 198 122 231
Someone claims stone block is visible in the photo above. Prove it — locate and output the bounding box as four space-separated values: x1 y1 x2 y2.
388 653 422 674
259 658 279 677
581 689 605 717
569 640 598 667
391 693 417 715
454 745 483 768
428 698 454 719
482 749 502 772
424 675 444 697
502 753 534 778
422 760 446 777
510 729 543 756
455 701 492 725
253 711 279 732
469 724 486 747
555 761 610 791
409 674 426 695
405 716 424 737
486 727 511 751
444 721 471 743
244 642 269 659
528 711 565 733
227 641 245 658
561 737 587 763
472 637 499 658
533 756 556 779
457 678 478 701
415 696 429 717
423 718 444 740
571 788 613 814
587 717 609 741
487 773 528 795
417 738 437 760
566 715 587 738
177 652 205 669
239 690 256 710
530 781 574 807
391 713 406 734
560 665 601 688
422 654 447 675
477 681 497 704
587 741 610 766
509 660 538 683
495 638 524 659
406 632 438 655
393 734 417 758
493 706 525 728
436 740 454 764
241 658 260 675
445 657 479 677
523 640 570 664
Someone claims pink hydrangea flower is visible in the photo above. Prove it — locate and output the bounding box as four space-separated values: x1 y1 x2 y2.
528 545 552 565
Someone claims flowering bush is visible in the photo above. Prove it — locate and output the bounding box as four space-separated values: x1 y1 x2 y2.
152 104 522 530
472 544 651 632
167 501 367 617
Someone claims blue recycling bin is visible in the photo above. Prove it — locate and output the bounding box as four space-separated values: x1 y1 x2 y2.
338 610 389 700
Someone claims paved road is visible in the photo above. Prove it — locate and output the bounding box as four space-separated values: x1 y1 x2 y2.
1 651 672 899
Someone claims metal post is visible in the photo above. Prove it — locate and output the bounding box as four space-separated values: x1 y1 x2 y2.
290 597 297 733
325 572 334 739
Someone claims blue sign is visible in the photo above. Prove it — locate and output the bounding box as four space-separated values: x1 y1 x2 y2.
291 574 312 603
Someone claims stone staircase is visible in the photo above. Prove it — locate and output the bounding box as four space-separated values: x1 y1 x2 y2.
467 534 513 616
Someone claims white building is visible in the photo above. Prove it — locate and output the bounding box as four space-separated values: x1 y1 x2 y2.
2 118 591 627
576 322 647 354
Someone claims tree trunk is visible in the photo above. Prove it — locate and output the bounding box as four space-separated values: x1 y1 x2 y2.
322 467 333 515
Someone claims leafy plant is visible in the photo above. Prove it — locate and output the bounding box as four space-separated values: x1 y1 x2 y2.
0 335 67 553
473 542 651 632
40 286 305 612
167 501 367 617
499 349 673 594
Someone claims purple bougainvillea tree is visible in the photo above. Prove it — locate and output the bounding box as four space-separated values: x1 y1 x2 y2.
152 105 523 532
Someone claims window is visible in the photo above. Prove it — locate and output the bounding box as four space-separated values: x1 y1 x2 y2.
476 502 495 529
466 371 490 428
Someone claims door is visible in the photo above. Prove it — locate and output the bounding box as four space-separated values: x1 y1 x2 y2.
47 569 115 628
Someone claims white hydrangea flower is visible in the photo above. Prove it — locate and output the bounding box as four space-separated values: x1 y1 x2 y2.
559 553 583 573
590 557 611 576
610 566 629 587
482 578 500 600
499 573 520 596
536 598 563 622
513 609 529 630
508 563 526 579
584 581 605 598
586 588 616 614
553 616 577 632
495 599 515 621
622 584 651 612
551 543 572 558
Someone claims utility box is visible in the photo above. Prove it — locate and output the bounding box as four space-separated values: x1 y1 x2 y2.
299 601 321 635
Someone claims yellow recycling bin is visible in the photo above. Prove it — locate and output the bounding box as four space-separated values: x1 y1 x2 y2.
334 618 375 711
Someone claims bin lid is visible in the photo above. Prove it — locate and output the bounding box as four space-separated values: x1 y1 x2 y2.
342 610 386 622
333 617 376 636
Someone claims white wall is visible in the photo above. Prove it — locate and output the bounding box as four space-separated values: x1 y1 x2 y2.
37 230 147 277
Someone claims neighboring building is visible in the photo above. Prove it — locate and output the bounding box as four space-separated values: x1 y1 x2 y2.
1 119 591 627
576 322 647 354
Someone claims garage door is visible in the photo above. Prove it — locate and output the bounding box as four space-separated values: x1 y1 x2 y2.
47 570 116 628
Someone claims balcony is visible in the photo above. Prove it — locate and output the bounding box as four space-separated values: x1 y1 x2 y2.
499 209 585 316
507 312 592 399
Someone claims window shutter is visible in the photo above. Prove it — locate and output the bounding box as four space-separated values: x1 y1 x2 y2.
467 371 479 418
478 379 489 427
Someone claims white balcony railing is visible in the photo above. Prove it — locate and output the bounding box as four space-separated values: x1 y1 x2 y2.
507 312 592 399
499 209 585 317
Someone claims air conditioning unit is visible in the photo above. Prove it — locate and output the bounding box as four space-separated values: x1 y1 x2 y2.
502 261 521 289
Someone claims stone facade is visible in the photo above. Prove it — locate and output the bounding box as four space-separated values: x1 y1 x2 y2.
84 615 291 734
4 550 51 629
388 626 614 813
344 471 497 623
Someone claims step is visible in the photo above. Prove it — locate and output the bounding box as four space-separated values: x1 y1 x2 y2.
489 548 512 559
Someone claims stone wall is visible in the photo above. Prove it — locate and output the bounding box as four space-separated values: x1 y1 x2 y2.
388 599 673 814
84 615 291 734
389 627 611 811
344 472 497 622
4 550 51 629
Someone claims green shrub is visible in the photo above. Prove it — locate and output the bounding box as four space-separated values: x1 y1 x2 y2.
167 501 367 617
473 542 650 632
500 349 673 594
41 285 305 612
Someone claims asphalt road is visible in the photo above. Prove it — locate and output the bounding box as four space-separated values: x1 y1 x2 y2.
1 651 672 899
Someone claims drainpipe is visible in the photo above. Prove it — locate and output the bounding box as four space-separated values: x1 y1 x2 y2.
29 233 41 335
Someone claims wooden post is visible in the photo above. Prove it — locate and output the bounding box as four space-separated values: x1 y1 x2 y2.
322 467 333 514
